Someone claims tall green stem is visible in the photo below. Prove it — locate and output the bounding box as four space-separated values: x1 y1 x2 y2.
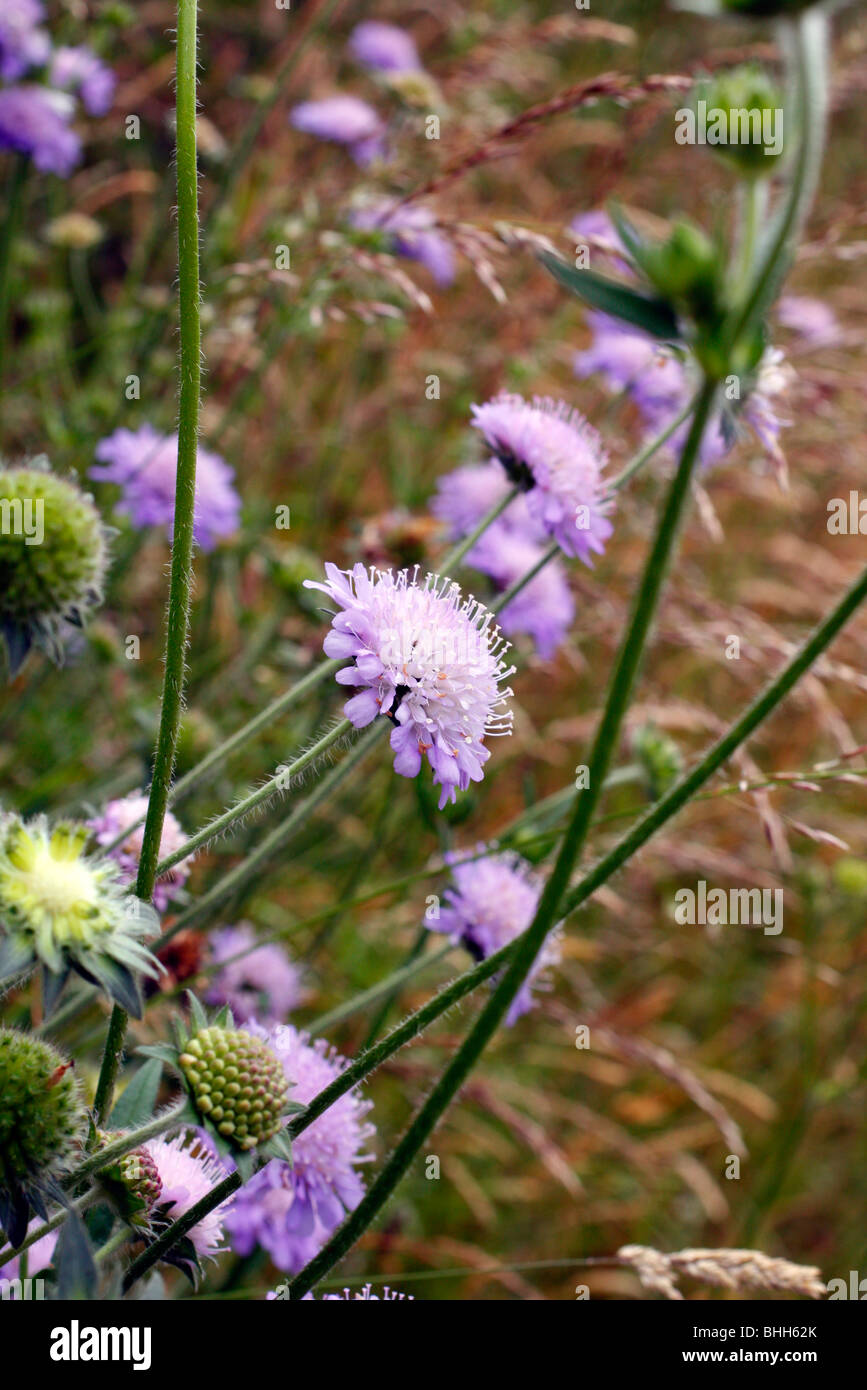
93 0 202 1127
288 379 718 1296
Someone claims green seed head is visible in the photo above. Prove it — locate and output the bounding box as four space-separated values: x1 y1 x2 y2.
632 723 684 802
693 66 787 177
179 1026 289 1151
0 460 110 673
0 1029 87 1190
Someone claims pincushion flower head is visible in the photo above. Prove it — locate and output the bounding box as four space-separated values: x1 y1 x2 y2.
0 460 110 676
289 95 385 165
225 1023 375 1274
348 22 420 74
432 465 575 658
49 46 115 117
0 814 160 1016
141 997 298 1170
350 200 455 286
470 394 613 563
88 792 191 914
0 0 50 81
205 924 305 1023
304 564 515 809
90 425 241 552
428 851 562 1025
95 1132 163 1231
0 1029 87 1246
143 1134 231 1268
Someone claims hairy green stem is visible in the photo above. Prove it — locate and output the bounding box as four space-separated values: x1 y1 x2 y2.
153 718 353 877
155 722 387 947
92 0 202 1128
122 1171 241 1292
287 376 718 1297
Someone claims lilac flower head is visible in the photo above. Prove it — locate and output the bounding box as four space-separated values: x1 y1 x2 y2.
471 524 575 660
304 564 515 809
350 200 455 286
0 84 80 174
145 1135 230 1261
777 293 841 347
91 424 241 552
0 1218 57 1280
204 924 306 1023
88 792 190 914
290 95 385 165
569 210 630 274
225 1023 374 1273
429 850 562 1024
323 1284 414 1300
348 21 420 73
574 312 685 421
430 461 521 541
50 46 115 116
0 0 50 81
470 393 613 563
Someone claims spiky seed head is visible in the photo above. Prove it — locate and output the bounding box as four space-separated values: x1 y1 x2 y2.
0 460 110 672
0 1029 87 1190
96 1131 163 1226
179 1026 289 1151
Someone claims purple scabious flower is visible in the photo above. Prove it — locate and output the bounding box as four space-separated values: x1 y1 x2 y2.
428 850 562 1025
0 84 80 174
348 21 420 73
290 95 385 165
145 1135 230 1262
574 312 685 422
777 293 841 347
204 924 306 1024
49 45 115 116
323 1284 414 1300
90 424 241 552
88 792 191 913
470 393 613 563
471 525 575 660
431 465 574 657
0 0 50 81
430 460 521 540
304 564 515 809
225 1023 375 1274
350 200 455 286
569 210 630 274
0 1218 57 1280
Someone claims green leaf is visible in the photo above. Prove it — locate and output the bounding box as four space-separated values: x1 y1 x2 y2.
137 1043 179 1067
539 252 681 341
0 934 35 984
54 1209 98 1300
186 990 208 1033
110 1057 164 1129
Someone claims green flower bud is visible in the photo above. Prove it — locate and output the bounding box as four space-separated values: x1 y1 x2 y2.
632 723 684 802
0 1029 87 1243
97 1131 163 1228
692 67 786 176
179 1026 289 1151
833 857 867 897
0 460 110 676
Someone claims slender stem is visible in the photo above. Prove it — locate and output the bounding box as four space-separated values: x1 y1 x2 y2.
440 487 520 573
97 661 343 857
153 718 353 878
310 942 453 1037
282 556 867 1237
122 1172 241 1292
92 0 203 1128
605 392 696 494
493 542 559 614
287 376 718 1297
723 10 829 352
155 722 386 947
94 1225 133 1265
0 1102 187 1265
